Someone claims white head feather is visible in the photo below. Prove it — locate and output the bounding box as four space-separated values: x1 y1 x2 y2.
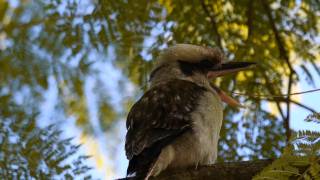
149 44 225 88
154 44 224 69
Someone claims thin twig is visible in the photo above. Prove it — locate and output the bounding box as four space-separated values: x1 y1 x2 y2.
232 87 319 114
290 100 317 114
231 88 320 97
247 96 317 114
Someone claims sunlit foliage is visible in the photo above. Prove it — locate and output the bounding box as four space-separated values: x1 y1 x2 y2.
254 113 320 179
0 0 319 178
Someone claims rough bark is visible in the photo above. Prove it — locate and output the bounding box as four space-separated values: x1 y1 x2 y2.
119 159 273 180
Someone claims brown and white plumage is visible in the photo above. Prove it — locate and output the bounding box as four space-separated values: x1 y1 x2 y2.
125 44 254 179
126 79 208 176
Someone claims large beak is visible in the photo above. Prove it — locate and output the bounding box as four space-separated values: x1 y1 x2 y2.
207 62 255 108
207 62 256 78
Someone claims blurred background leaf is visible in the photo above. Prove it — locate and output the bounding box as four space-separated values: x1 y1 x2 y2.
0 0 319 178
0 102 92 179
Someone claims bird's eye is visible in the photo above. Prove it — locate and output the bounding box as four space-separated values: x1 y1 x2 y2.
178 59 216 76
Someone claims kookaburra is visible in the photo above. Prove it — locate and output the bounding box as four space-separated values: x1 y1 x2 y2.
125 44 254 179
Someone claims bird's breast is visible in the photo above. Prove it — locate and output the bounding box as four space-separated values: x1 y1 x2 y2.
191 90 223 163
193 89 223 131
162 90 224 169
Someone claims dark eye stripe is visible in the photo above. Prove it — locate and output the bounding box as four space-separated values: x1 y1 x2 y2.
198 59 215 69
178 59 217 76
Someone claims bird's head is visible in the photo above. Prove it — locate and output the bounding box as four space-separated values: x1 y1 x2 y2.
150 44 255 107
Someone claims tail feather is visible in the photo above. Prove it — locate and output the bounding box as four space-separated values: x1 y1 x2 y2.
126 129 189 178
127 145 160 178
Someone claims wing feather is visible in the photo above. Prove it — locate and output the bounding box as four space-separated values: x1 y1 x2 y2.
125 79 205 174
125 79 206 175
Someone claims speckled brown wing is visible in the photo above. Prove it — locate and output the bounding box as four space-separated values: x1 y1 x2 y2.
125 79 207 176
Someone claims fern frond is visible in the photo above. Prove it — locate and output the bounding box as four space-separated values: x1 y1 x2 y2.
254 113 320 180
305 113 320 124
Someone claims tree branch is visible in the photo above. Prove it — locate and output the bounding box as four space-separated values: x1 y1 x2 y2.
261 72 286 121
199 0 222 49
261 0 291 67
119 160 273 180
261 0 297 142
285 72 294 141
246 0 254 40
290 99 317 114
